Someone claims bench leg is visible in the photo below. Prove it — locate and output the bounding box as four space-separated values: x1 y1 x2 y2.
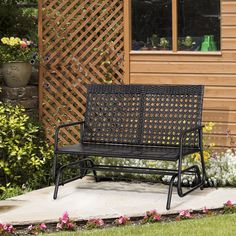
53 158 98 199
199 147 206 190
166 174 178 210
166 162 203 210
53 163 86 199
52 153 58 183
199 128 207 190
79 156 88 178
177 163 205 198
53 167 62 199
86 159 99 182
78 156 99 181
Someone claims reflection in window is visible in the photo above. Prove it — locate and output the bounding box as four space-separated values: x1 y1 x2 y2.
178 0 221 51
132 0 172 51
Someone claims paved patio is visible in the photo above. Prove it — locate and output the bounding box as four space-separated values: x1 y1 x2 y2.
0 177 235 225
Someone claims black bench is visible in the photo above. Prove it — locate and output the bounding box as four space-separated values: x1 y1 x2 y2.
53 84 206 210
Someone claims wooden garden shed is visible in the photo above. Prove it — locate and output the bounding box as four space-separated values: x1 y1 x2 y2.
38 0 236 150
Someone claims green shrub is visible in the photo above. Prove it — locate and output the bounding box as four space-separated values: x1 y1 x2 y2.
0 0 37 40
0 184 26 200
0 102 53 193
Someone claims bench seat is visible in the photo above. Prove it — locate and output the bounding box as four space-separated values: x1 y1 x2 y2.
57 143 199 162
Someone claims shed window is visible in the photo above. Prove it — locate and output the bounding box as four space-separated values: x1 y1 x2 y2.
132 0 172 51
132 0 221 52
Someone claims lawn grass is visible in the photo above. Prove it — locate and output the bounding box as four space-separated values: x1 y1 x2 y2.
46 213 236 236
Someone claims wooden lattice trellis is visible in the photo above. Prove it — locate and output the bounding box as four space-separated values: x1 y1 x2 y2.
39 0 125 143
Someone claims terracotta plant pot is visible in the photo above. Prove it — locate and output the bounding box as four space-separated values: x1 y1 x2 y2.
1 61 32 87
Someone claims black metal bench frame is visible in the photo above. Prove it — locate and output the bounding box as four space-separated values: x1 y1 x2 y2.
53 84 206 210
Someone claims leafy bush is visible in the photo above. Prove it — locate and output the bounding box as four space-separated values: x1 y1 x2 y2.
0 0 37 40
0 185 26 200
0 102 53 193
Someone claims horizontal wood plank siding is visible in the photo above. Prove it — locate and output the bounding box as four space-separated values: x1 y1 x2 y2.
203 110 236 123
205 87 236 98
130 74 236 86
222 15 236 26
222 1 236 13
131 62 236 74
129 0 236 150
204 134 236 148
222 39 236 50
222 26 236 38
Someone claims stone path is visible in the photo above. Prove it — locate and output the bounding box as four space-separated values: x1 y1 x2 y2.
0 178 235 225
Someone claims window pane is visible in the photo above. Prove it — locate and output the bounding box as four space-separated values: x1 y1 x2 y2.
178 0 221 51
132 0 172 51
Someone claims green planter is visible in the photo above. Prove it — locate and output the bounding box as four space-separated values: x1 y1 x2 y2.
1 62 32 87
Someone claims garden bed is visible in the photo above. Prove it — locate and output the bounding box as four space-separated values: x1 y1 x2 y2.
4 202 236 235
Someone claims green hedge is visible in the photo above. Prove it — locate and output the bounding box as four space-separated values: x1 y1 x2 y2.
0 102 53 193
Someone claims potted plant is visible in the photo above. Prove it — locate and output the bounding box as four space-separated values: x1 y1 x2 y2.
181 36 195 51
150 34 158 50
0 37 37 87
159 37 169 50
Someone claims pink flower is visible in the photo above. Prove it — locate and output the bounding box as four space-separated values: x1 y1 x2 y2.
39 223 47 230
147 209 157 216
60 211 69 224
153 214 161 221
20 42 27 48
179 210 192 219
150 209 157 214
118 217 125 225
226 200 233 207
179 210 185 216
67 222 75 230
142 210 161 224
56 223 63 230
57 212 76 231
28 225 33 231
88 218 104 226
97 219 104 226
203 206 209 214
117 216 130 225
3 224 14 233
7 224 14 233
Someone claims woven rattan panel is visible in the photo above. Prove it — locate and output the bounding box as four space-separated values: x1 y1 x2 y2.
40 1 124 143
83 85 143 145
141 86 204 147
83 85 204 148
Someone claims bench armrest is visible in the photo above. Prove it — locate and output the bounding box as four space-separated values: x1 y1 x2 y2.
179 125 205 153
54 121 85 151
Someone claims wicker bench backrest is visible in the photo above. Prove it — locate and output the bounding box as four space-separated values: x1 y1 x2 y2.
82 85 204 147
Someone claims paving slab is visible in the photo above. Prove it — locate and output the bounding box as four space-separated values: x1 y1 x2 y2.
0 178 235 225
